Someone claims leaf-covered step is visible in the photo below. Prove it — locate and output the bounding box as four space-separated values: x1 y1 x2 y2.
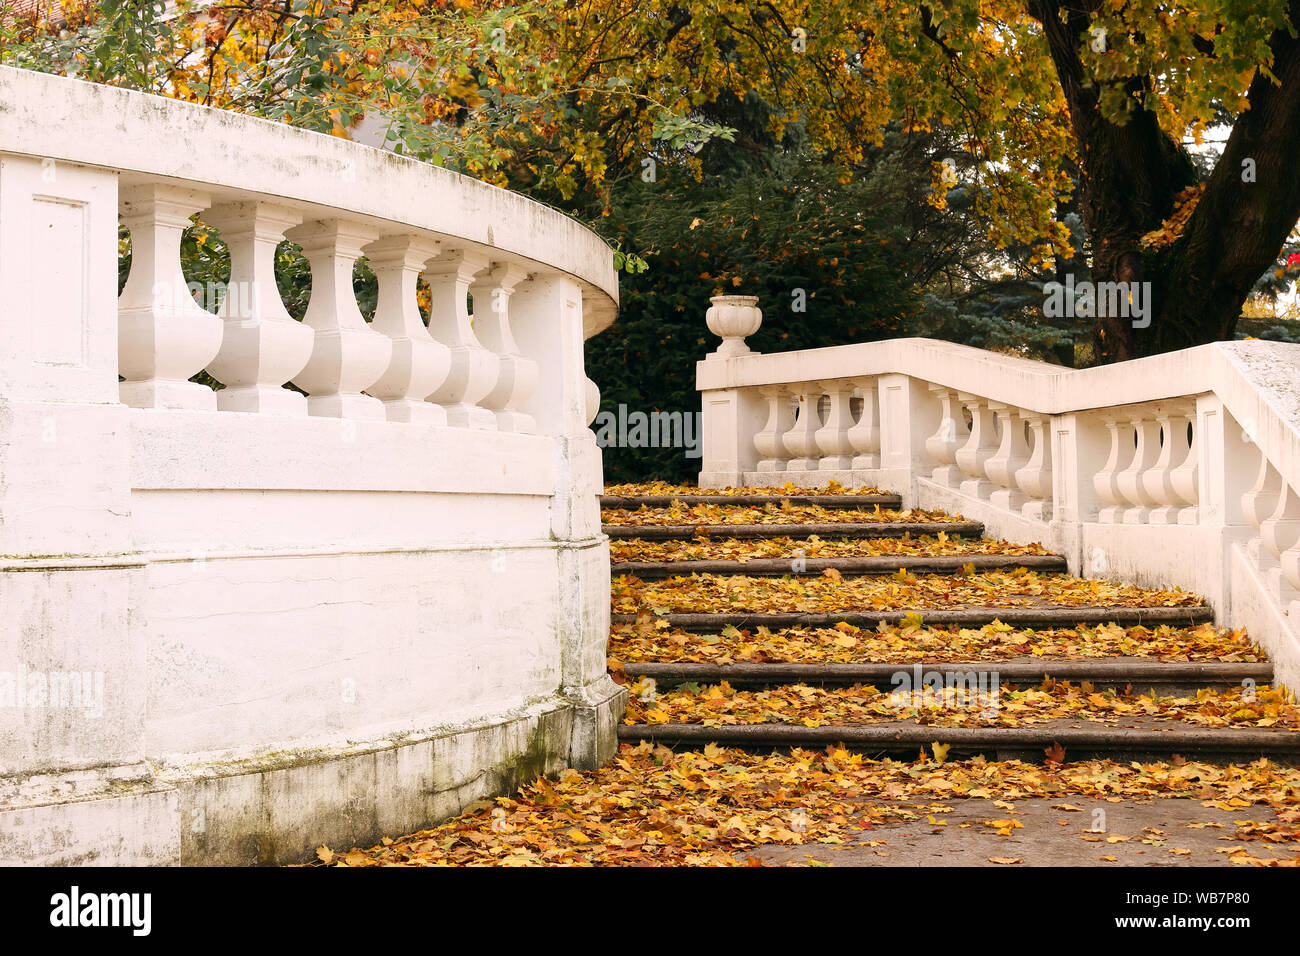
622 660 1273 694
601 493 902 510
610 533 1052 562
601 501 962 527
604 481 889 498
612 568 1207 616
612 607 1217 632
611 554 1068 578
605 521 985 540
617 721 1300 764
610 620 1263 666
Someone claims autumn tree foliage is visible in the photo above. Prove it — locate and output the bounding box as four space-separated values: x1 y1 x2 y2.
6 0 1299 364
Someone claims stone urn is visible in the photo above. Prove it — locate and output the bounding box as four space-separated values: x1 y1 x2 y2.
705 295 762 357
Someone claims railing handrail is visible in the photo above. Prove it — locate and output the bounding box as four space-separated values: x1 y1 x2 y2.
699 336 1300 486
0 65 618 336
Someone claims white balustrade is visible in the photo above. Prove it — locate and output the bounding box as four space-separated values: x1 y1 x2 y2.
424 249 499 429
362 235 450 424
472 263 538 433
1 65 624 866
695 291 1300 695
202 201 314 415
287 219 391 420
117 184 224 410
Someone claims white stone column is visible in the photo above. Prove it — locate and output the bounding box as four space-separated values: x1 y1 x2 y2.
202 201 314 416
287 219 391 420
117 184 223 410
0 157 164 860
699 387 767 487
472 263 538 433
423 250 498 429
362 235 450 425
510 273 623 768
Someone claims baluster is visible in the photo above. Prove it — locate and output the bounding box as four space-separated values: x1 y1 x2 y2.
1145 411 1192 524
1094 415 1126 523
286 219 391 420
814 381 856 469
985 404 1031 512
423 249 498 429
754 386 796 473
846 378 880 469
1014 411 1053 520
202 201 313 415
923 386 968 486
584 376 601 428
783 387 823 471
1168 416 1199 524
955 394 997 498
117 184 224 410
471 263 537 433
1242 457 1284 569
1260 480 1300 601
1115 414 1161 523
362 235 450 425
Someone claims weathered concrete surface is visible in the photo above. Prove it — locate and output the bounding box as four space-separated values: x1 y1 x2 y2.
751 797 1296 867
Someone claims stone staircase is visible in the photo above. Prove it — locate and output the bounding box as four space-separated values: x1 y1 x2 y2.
604 486 1300 766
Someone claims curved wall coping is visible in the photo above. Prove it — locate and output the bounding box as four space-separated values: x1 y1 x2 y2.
0 66 618 336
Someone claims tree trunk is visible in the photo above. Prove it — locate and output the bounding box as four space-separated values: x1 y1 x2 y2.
1026 1 1300 363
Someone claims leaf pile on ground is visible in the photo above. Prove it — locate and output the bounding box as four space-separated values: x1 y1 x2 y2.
601 502 961 527
610 532 1052 562
623 682 1300 732
611 569 1206 614
604 480 887 497
609 620 1264 665
311 743 1300 866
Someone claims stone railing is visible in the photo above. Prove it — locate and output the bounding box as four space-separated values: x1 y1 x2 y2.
698 295 1300 690
0 66 622 865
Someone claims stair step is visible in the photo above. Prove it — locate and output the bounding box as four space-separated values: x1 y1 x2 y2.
623 659 1272 694
618 721 1300 764
611 554 1068 578
611 606 1215 632
604 520 985 540
600 494 902 509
